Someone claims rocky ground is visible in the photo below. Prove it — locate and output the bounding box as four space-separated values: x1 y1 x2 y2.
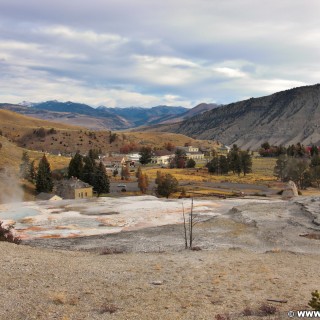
1 196 320 319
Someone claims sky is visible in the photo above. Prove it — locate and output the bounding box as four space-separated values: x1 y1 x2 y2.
0 0 319 108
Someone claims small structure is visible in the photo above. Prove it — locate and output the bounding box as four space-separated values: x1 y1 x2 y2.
55 177 93 199
151 150 175 166
126 153 140 166
176 146 205 161
36 193 62 201
218 145 231 153
101 156 127 168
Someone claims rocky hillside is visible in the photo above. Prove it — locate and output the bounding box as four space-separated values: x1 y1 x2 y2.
172 84 320 149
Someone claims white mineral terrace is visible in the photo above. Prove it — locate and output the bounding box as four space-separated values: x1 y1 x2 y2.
0 196 280 240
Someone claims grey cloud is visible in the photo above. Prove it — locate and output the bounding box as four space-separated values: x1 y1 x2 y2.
0 0 319 106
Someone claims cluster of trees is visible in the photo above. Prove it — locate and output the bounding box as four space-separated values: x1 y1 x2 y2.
274 154 320 189
68 150 110 196
259 141 319 158
20 151 37 183
20 150 110 195
20 152 54 193
207 145 252 176
258 142 286 157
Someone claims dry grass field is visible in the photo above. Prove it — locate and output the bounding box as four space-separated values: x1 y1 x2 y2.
143 156 277 186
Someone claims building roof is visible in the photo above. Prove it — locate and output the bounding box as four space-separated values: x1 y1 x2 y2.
153 150 174 157
59 177 93 190
36 193 62 201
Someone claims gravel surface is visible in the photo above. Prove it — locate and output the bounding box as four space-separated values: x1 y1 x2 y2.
1 242 319 320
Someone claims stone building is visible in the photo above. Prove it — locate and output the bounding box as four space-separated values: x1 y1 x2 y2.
55 177 93 199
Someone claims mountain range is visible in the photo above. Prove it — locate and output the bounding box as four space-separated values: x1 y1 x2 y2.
1 84 319 149
0 101 219 130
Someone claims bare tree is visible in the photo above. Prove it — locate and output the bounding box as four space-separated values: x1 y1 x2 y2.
182 198 199 249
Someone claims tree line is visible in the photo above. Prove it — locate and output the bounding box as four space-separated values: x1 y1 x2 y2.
259 141 319 158
206 144 252 176
20 150 110 196
274 154 320 189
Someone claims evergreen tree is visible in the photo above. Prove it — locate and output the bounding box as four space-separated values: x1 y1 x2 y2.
310 145 319 157
186 158 196 168
36 154 53 193
113 168 118 177
227 145 241 174
29 160 37 183
139 147 152 165
310 165 320 188
207 156 219 174
82 156 96 186
93 162 110 196
20 151 30 179
274 155 287 181
219 155 229 174
207 155 229 175
239 151 252 176
68 152 83 178
310 155 320 167
88 149 99 161
173 149 187 168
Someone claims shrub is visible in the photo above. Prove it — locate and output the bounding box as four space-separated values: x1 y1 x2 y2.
34 127 46 138
0 221 21 244
99 303 118 314
259 304 277 315
47 128 57 134
186 158 196 168
309 290 320 311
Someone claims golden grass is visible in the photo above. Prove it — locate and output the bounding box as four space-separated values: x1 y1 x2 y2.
0 109 80 130
143 157 277 185
28 151 71 171
122 131 218 149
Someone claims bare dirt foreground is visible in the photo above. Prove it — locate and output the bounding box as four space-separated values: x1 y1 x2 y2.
1 196 320 320
0 243 318 320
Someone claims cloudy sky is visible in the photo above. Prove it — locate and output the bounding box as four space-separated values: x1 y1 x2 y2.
0 0 319 108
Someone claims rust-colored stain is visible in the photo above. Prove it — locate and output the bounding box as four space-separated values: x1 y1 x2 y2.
41 234 62 239
26 226 45 231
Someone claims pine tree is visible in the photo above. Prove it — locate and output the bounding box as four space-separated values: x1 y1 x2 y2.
82 156 96 186
186 158 196 168
29 160 37 183
239 151 252 176
20 151 31 179
68 152 83 178
36 154 53 193
139 147 152 165
274 155 287 181
93 162 110 196
173 149 187 168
